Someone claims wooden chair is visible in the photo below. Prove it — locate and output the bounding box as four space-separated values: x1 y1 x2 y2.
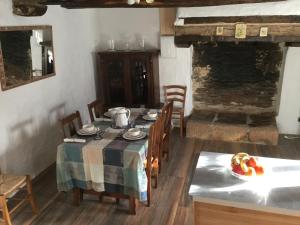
0 175 38 225
145 114 164 207
87 100 104 123
163 85 187 137
60 111 82 138
161 101 173 164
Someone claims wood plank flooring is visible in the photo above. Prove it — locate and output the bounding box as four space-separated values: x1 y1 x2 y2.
11 131 300 225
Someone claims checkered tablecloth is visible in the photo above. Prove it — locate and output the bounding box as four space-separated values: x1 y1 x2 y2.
56 109 155 202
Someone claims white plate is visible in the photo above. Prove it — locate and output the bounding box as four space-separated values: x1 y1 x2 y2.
123 132 146 140
142 115 157 121
77 129 97 136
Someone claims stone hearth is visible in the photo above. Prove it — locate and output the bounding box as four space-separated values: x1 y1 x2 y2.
187 111 278 145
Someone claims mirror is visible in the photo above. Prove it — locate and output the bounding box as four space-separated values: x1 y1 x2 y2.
0 26 55 90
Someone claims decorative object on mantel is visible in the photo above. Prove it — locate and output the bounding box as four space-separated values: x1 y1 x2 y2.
128 0 154 5
0 25 55 91
13 0 47 17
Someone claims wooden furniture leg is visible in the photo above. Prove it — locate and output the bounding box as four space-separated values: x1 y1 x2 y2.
129 197 136 215
73 188 81 206
180 112 184 137
0 195 12 225
26 175 38 214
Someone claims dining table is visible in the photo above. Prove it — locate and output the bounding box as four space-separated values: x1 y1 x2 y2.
56 108 158 214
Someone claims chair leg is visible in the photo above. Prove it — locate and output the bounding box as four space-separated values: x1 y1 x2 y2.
147 172 151 207
129 197 136 215
0 195 12 225
154 175 158 189
26 175 38 214
180 114 184 137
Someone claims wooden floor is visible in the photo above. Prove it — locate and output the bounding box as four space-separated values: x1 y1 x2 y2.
11 130 300 225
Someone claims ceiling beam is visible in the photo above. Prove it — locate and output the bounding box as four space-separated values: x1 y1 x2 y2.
43 0 285 8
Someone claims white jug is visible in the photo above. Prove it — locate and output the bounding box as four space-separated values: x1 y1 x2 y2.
114 108 131 128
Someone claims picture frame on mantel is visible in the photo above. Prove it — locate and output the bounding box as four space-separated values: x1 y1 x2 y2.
0 25 55 91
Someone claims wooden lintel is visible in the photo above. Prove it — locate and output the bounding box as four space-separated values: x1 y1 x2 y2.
43 0 285 8
175 22 300 47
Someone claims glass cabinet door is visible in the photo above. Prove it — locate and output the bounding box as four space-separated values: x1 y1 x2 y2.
105 57 126 105
129 56 149 107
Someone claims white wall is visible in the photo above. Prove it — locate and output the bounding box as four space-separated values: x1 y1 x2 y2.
94 8 160 50
277 48 300 135
0 2 99 176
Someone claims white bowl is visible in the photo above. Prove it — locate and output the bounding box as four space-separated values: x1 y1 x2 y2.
147 111 158 118
82 124 96 132
127 128 141 137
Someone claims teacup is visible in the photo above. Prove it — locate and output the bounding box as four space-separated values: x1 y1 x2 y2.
127 128 141 137
82 124 96 132
147 111 158 118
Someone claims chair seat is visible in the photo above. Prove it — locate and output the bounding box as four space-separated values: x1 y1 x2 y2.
0 174 26 195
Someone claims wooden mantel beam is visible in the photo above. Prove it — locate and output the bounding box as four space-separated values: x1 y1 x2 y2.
44 0 285 8
175 15 300 47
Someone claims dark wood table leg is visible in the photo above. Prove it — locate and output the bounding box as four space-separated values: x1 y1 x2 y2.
73 188 81 206
129 197 136 215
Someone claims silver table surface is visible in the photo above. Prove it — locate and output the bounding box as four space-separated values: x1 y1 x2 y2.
189 151 300 216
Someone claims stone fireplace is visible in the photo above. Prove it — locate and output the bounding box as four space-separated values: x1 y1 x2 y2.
187 42 285 145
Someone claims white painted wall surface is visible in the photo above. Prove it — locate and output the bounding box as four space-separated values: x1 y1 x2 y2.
277 48 300 135
94 8 160 50
178 0 300 18
159 37 193 116
0 2 99 176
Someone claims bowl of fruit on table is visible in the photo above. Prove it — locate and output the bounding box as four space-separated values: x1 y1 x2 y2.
231 152 264 179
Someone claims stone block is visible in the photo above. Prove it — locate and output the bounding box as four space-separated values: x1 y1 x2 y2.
249 125 279 145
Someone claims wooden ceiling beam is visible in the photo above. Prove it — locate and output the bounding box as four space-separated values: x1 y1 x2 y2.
43 0 285 8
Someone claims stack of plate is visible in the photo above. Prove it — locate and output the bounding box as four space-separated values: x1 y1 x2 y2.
77 124 97 136
123 128 146 140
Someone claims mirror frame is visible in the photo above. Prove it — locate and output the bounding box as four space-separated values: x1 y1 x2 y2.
0 25 55 91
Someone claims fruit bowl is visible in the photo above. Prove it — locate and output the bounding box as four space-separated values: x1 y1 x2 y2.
230 152 264 179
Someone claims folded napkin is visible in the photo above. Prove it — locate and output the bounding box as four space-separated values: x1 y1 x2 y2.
95 117 112 122
64 138 86 143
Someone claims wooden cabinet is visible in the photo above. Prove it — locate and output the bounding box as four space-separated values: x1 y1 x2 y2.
96 50 160 108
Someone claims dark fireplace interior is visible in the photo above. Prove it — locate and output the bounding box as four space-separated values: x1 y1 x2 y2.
188 42 285 145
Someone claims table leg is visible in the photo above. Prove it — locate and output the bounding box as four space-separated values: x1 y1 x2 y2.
73 188 81 206
129 197 136 215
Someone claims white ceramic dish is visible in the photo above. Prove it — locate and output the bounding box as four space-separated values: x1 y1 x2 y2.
82 124 96 132
127 128 141 137
147 111 158 118
77 129 97 136
123 131 146 140
142 115 157 121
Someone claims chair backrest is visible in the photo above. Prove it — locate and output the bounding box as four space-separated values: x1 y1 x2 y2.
147 114 165 170
60 111 82 138
87 99 104 122
163 85 187 110
162 101 173 135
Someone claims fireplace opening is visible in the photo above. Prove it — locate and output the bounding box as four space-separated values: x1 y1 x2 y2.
187 42 285 145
